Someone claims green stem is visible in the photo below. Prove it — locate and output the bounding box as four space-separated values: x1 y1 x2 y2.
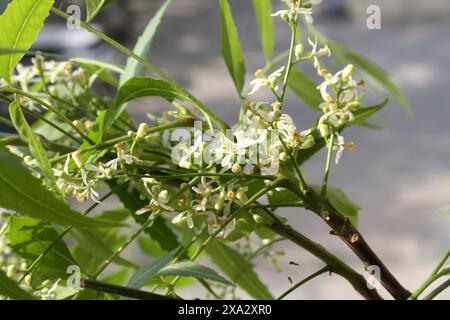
50 7 229 132
410 266 450 300
278 135 307 192
49 117 194 164
423 278 450 300
279 23 298 103
0 86 93 144
321 132 334 197
277 266 330 300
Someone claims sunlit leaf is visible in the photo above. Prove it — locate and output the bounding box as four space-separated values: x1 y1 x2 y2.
0 0 54 83
6 216 78 285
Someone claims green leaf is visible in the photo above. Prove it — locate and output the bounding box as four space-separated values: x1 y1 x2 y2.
288 68 322 111
220 0 246 95
127 249 179 289
86 0 115 22
157 261 232 285
0 147 123 228
311 185 360 226
120 0 171 86
205 239 273 299
115 76 192 110
252 0 275 61
0 269 36 300
70 58 123 88
350 99 388 125
6 216 78 284
71 228 138 269
9 101 60 195
139 237 166 258
0 0 54 83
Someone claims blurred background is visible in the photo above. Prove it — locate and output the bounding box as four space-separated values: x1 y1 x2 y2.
1 0 450 299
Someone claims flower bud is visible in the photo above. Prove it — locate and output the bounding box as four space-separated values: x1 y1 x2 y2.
346 101 360 110
300 137 315 149
23 156 34 166
253 214 264 224
64 185 74 196
279 152 288 162
71 151 84 169
136 123 149 139
319 124 329 138
342 64 355 81
6 265 16 278
295 43 304 60
236 190 248 203
269 77 278 90
25 274 32 286
254 69 265 79
34 55 44 70
214 193 225 211
231 163 242 174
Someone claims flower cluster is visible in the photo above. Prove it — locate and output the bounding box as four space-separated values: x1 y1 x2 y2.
15 0 363 239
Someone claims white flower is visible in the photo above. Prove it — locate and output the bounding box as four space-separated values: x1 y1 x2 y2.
333 133 355 164
14 64 37 91
105 144 136 170
308 37 331 72
36 279 61 300
136 183 173 215
191 177 214 212
272 2 314 23
85 163 113 179
44 61 70 83
248 66 285 95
